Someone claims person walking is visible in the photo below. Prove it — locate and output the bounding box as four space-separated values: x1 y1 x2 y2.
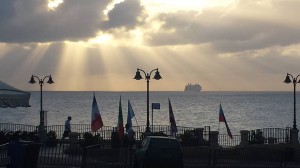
62 116 72 140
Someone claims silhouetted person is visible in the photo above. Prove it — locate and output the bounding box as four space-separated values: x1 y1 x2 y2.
62 116 72 140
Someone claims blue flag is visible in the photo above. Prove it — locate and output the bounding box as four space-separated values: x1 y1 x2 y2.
127 100 135 132
152 103 160 109
168 98 177 134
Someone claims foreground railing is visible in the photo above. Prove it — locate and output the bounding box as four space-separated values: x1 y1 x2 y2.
0 143 9 167
214 147 283 166
82 144 132 168
1 140 300 167
183 147 211 166
39 142 82 166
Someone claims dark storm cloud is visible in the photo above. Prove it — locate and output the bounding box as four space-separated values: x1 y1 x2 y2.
0 0 145 43
146 0 300 53
101 0 146 30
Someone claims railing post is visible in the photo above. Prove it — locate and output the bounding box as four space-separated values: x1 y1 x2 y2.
209 131 219 166
209 131 219 148
290 128 299 144
82 146 86 168
213 148 217 166
239 130 250 147
69 132 79 152
194 128 204 140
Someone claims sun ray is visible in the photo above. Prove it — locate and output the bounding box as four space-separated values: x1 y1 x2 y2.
12 43 51 79
54 42 87 90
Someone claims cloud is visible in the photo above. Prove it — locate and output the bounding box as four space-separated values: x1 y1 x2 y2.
101 0 146 30
0 0 145 43
146 0 300 53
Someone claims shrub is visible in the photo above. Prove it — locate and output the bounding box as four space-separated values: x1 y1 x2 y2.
81 132 103 147
249 129 264 144
47 130 57 140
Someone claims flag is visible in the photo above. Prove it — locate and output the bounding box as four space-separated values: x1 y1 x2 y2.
126 100 135 132
168 98 178 134
219 103 233 139
117 96 124 139
91 92 103 132
152 103 160 109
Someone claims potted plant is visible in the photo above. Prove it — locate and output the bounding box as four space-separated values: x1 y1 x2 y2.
80 132 103 148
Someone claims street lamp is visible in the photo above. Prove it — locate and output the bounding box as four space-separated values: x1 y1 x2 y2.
134 68 162 133
284 73 300 130
29 75 54 138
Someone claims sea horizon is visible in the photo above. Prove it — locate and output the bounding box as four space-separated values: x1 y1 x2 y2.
1 91 300 135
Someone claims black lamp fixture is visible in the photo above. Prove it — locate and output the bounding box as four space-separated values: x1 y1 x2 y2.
284 73 300 130
134 68 162 133
29 75 54 128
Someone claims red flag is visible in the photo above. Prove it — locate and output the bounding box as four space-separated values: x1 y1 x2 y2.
168 98 177 134
219 103 233 139
117 96 124 139
91 93 103 132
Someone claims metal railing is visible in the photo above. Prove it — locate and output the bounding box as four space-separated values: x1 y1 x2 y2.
47 125 114 140
218 134 241 147
183 147 211 166
1 140 300 167
0 123 38 133
0 123 294 147
248 127 291 144
46 124 204 142
82 144 132 168
39 141 82 166
214 147 283 166
0 143 9 167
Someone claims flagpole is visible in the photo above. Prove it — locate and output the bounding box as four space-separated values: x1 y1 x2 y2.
152 107 153 131
134 116 139 126
218 103 221 132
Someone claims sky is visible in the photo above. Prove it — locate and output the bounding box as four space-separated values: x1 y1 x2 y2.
1 0 300 91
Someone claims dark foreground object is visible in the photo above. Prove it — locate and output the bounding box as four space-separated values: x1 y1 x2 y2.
134 136 184 168
7 141 40 168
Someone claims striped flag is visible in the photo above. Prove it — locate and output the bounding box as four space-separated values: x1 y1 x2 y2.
126 100 135 132
117 96 124 139
91 92 103 132
168 98 178 134
219 103 233 139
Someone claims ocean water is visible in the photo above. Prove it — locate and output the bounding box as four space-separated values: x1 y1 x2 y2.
0 91 299 135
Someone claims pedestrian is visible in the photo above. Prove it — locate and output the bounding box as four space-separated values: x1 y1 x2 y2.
62 116 72 140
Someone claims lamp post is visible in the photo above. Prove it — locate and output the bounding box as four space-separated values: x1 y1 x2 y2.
134 68 162 133
284 73 300 130
29 75 54 138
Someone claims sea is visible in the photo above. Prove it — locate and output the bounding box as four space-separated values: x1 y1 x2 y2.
0 91 299 135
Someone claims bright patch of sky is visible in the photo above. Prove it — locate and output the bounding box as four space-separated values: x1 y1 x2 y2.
142 0 236 14
48 0 63 10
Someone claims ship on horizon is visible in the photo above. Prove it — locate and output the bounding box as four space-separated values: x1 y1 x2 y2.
184 83 202 92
